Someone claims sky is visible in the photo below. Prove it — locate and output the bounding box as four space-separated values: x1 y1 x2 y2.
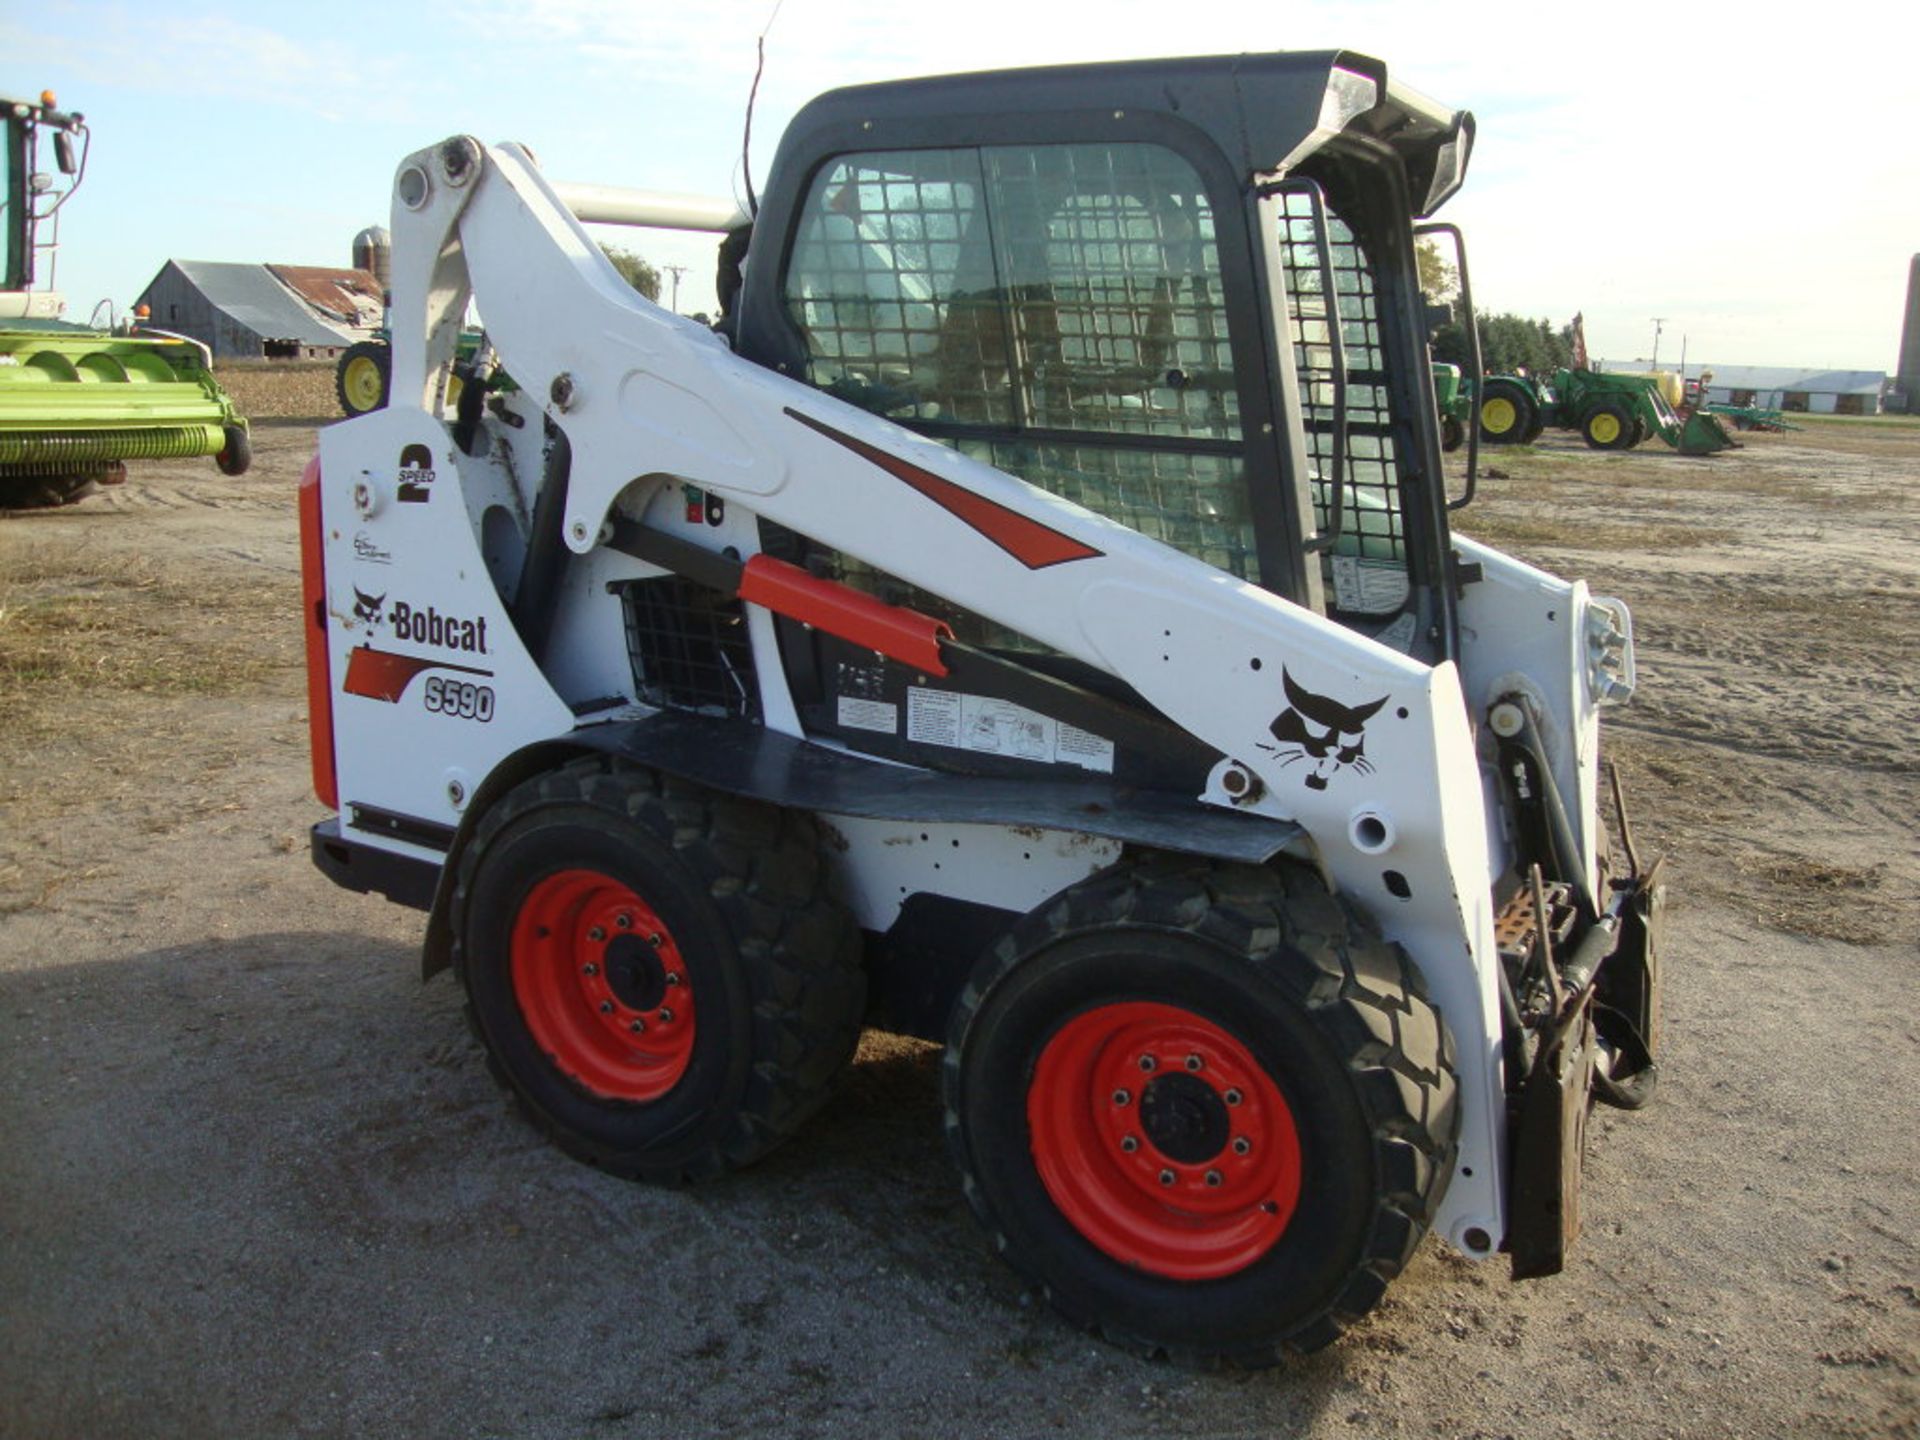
4 0 1914 372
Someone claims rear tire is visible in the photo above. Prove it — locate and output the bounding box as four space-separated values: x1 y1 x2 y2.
1478 379 1536 445
0 474 99 509
1440 414 1464 452
1582 402 1634 450
336 341 391 418
945 857 1457 1368
453 757 865 1182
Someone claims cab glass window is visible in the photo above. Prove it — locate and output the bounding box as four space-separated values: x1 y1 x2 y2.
785 142 1256 583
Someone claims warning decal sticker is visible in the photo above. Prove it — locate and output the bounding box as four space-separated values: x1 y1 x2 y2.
837 695 899 734
906 689 1114 774
1330 555 1410 613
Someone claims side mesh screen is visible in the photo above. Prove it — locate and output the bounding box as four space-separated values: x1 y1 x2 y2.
1276 191 1412 621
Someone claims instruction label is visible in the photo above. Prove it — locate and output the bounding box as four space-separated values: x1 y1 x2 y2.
836 695 898 734
906 689 1114 774
1331 555 1410 614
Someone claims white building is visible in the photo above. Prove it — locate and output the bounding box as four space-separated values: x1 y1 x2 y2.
1692 365 1886 416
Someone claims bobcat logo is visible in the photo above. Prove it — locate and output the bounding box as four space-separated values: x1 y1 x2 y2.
353 587 387 628
1261 669 1387 791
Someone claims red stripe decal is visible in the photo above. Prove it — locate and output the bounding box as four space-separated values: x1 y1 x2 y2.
786 408 1103 569
298 455 337 809
739 554 951 675
343 646 490 703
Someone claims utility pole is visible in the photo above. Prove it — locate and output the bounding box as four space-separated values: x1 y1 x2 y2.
1650 317 1667 371
664 264 688 314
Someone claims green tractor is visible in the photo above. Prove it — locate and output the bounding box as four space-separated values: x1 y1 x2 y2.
1431 361 1471 451
1478 365 1734 456
2 91 249 508
335 329 492 418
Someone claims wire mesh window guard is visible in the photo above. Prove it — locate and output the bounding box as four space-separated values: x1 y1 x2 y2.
784 143 1257 593
1275 189 1411 619
617 576 759 719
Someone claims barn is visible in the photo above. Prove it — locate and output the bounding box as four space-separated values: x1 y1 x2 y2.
134 260 382 361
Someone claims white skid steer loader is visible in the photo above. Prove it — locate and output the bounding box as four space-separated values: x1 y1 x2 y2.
303 50 1664 1366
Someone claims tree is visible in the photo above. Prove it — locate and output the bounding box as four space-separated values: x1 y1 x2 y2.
599 245 662 302
1415 239 1456 305
1432 311 1576 376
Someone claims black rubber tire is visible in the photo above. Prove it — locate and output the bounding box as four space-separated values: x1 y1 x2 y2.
215 423 252 476
335 340 392 418
944 856 1458 1368
452 756 865 1183
1440 414 1465 453
0 474 99 509
1629 417 1649 448
1478 379 1536 446
1582 401 1636 451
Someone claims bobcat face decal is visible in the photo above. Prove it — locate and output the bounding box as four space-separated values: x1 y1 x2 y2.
1261 669 1388 791
353 587 387 628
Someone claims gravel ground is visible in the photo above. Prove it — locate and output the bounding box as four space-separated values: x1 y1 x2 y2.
0 405 1915 1439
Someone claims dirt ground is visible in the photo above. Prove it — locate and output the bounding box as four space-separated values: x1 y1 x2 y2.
1 395 1915 1440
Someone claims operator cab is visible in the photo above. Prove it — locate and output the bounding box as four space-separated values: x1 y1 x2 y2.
3 91 87 319
728 51 1474 786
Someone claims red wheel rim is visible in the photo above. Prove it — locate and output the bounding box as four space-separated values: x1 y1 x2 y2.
1027 1001 1302 1280
510 869 695 1102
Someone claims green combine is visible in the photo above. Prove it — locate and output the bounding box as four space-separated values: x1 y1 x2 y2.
2 91 249 508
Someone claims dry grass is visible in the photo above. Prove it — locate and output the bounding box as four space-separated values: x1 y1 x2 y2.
0 542 294 746
213 361 341 421
0 548 296 912
1463 428 1920 508
1456 514 1733 552
1734 855 1890 946
1607 730 1908 946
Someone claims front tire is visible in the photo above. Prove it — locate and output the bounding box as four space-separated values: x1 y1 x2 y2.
215 423 252 476
1440 414 1465 452
1582 401 1634 450
453 758 865 1182
945 858 1457 1367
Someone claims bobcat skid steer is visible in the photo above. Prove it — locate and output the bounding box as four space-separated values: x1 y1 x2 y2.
303 50 1664 1366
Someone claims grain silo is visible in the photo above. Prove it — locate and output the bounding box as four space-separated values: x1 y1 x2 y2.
352 226 392 294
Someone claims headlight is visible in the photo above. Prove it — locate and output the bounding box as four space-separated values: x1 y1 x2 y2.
1585 595 1636 705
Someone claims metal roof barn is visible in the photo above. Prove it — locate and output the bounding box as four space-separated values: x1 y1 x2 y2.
134 260 380 360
